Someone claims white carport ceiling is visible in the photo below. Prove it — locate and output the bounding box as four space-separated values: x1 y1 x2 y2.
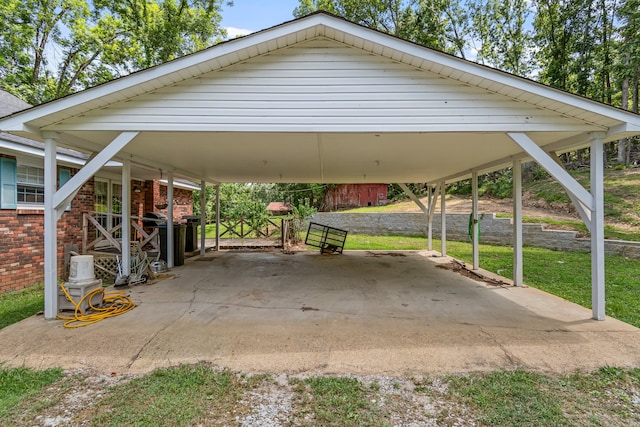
1 12 640 184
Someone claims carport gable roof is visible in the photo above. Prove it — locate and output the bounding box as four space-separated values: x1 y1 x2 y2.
1 11 640 184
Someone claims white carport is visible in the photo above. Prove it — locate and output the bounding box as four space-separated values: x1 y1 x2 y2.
1 12 639 321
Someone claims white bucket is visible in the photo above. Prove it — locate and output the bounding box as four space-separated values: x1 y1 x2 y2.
69 255 95 283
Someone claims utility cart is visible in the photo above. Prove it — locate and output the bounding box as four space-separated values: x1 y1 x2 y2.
305 222 348 254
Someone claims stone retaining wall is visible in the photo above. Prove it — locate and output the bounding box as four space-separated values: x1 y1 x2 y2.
311 212 640 259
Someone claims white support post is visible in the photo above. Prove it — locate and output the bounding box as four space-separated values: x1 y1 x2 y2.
440 181 446 257
200 180 206 256
121 159 131 276
513 161 523 286
43 137 58 319
167 171 174 268
426 183 441 252
472 172 479 270
591 137 606 320
41 131 136 319
215 184 220 251
427 184 433 251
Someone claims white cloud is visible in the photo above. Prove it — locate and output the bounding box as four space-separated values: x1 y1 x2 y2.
224 26 254 39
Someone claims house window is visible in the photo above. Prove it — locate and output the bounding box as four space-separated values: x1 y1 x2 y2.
94 178 122 237
17 165 45 204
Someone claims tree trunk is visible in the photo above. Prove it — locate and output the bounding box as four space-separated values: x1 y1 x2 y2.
633 72 639 113
618 76 630 164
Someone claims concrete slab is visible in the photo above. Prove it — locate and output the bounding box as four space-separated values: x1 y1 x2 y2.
1 250 639 376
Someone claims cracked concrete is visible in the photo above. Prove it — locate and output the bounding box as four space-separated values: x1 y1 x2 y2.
1 250 640 376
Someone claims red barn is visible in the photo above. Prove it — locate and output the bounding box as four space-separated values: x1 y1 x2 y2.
267 202 292 216
321 184 388 211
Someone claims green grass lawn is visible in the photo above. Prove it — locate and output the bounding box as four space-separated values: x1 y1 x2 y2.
0 366 63 420
0 284 44 330
2 233 640 425
2 363 640 426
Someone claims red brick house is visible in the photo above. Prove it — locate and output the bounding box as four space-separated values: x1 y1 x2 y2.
0 90 194 295
321 184 388 211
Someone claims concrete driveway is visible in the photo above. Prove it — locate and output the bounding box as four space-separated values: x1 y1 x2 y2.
1 250 640 376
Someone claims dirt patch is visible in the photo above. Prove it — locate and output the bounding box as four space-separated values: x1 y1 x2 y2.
392 194 580 223
436 260 511 287
366 252 407 257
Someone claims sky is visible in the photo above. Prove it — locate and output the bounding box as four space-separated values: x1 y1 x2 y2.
221 0 302 38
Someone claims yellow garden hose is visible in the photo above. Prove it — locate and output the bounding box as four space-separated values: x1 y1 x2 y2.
57 283 136 328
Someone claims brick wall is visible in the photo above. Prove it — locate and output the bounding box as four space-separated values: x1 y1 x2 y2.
144 180 193 221
0 210 44 293
0 175 193 295
0 168 94 294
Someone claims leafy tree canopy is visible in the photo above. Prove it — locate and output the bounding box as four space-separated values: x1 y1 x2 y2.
0 0 230 104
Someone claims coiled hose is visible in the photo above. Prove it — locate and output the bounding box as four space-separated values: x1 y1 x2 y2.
57 283 136 328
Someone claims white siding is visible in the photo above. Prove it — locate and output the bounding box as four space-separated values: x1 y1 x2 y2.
48 39 603 133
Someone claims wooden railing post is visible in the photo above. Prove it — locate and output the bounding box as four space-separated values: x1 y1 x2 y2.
82 212 88 254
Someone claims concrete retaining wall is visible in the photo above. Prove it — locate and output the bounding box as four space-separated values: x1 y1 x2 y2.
311 212 640 259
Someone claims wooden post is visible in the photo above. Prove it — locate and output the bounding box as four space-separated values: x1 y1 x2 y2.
82 212 88 255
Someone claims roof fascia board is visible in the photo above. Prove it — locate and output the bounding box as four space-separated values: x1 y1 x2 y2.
0 139 85 166
541 132 599 154
3 11 638 136
606 122 640 141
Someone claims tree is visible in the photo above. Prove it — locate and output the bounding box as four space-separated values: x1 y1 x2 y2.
0 0 229 104
294 0 471 57
295 0 415 36
192 185 217 221
616 0 640 164
533 0 593 92
468 0 531 74
272 183 327 209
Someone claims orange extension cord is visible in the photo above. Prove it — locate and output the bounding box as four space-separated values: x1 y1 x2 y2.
57 283 136 328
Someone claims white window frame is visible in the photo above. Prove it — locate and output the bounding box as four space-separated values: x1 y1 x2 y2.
16 157 45 210
94 177 123 234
